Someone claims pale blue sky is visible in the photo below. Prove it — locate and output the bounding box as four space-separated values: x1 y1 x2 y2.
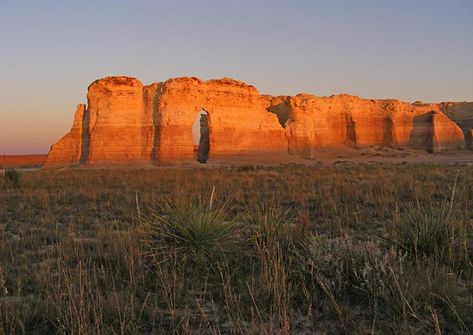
1 0 472 153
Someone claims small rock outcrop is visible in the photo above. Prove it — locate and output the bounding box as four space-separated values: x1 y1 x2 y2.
46 104 86 166
44 76 471 167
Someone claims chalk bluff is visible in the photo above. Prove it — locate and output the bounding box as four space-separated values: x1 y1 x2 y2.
45 76 472 167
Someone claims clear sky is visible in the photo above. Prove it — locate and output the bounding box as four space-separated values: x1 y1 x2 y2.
1 0 472 154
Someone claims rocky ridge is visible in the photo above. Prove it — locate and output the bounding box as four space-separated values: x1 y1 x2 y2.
45 76 472 167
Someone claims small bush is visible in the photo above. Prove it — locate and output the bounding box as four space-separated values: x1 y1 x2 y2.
5 169 21 186
145 198 242 270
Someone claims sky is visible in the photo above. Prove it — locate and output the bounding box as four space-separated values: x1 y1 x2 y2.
1 0 472 154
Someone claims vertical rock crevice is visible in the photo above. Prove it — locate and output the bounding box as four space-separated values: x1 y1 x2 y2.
151 95 160 161
79 107 90 163
345 115 357 147
383 116 394 146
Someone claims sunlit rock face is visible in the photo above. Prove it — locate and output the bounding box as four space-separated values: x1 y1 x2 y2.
45 104 86 166
44 76 471 167
271 95 466 158
154 77 287 161
84 77 153 164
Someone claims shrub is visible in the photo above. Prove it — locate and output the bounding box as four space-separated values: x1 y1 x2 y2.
145 198 242 271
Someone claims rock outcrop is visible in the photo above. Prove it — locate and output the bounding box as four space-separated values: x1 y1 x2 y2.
45 104 86 166
84 77 153 163
44 76 472 167
154 77 287 161
440 102 473 149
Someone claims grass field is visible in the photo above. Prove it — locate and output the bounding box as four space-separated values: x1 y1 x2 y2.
1 164 472 334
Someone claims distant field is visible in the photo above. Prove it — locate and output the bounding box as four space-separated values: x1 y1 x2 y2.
2 154 47 168
1 164 472 334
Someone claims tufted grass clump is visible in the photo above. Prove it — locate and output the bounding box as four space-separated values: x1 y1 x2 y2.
246 206 312 289
248 206 311 258
145 198 242 270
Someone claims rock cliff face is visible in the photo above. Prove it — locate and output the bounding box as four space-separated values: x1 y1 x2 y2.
44 76 472 167
45 104 86 166
154 77 287 161
440 102 473 149
85 77 153 163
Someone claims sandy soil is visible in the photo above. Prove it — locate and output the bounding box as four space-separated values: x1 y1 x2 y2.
199 147 473 167
63 147 473 170
8 147 473 171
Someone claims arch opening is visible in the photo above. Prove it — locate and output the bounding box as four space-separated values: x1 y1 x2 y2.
192 110 210 163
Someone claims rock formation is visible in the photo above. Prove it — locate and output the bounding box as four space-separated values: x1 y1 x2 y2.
46 104 86 166
45 76 472 167
440 102 473 149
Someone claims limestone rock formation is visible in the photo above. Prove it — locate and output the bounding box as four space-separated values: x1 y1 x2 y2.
84 77 154 164
408 111 465 152
269 95 466 158
440 102 473 149
154 77 287 161
45 104 86 166
44 76 472 167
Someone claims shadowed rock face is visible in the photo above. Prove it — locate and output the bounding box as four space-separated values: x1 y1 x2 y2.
44 76 472 167
440 102 473 150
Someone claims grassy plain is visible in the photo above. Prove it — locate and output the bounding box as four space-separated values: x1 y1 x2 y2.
1 163 472 334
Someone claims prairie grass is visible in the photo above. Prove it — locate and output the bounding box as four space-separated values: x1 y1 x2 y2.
0 163 472 334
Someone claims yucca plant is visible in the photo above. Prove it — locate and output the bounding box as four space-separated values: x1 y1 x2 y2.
394 202 460 263
145 197 242 270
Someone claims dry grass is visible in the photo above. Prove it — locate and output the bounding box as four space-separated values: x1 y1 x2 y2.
0 163 472 334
